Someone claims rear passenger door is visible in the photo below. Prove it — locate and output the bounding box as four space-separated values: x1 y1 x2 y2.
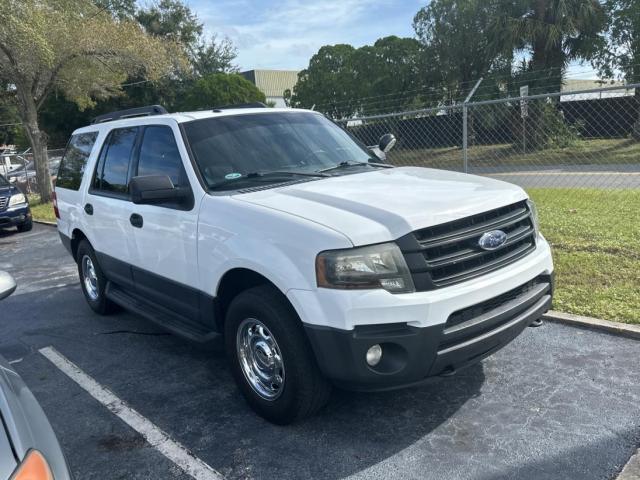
84 127 139 289
128 125 201 324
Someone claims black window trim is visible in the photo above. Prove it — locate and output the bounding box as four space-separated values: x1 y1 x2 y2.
55 130 100 191
88 126 141 201
131 124 190 190
130 124 195 211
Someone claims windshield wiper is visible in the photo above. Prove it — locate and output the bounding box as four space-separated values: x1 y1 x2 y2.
318 160 393 173
209 170 329 190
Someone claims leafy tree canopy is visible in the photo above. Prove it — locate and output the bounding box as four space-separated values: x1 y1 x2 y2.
413 0 508 99
286 39 428 118
178 73 266 111
593 0 640 84
0 0 187 200
489 0 606 93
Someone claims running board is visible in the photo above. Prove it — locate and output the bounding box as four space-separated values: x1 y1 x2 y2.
105 283 219 343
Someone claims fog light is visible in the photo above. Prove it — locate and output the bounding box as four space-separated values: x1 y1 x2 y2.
366 344 382 366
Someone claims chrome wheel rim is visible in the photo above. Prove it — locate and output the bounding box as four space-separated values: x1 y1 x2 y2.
81 255 99 301
236 318 285 401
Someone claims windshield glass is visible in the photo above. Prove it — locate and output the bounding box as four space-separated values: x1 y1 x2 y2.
0 174 8 186
183 111 374 190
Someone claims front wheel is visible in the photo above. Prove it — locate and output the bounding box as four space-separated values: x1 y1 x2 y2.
224 285 331 424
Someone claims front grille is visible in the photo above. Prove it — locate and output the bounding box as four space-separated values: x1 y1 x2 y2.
0 196 8 212
396 201 536 291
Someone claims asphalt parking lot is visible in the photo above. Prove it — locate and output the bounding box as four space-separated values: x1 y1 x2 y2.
1 223 640 480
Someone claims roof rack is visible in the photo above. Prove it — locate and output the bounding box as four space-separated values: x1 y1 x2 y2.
212 102 267 112
92 105 168 124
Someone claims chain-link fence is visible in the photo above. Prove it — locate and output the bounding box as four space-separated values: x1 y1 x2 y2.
341 83 639 185
0 148 65 197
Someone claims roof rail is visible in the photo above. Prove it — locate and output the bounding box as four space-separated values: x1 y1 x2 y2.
212 102 267 111
92 105 168 124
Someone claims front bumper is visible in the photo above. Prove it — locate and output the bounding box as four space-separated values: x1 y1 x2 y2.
305 273 553 391
0 204 31 228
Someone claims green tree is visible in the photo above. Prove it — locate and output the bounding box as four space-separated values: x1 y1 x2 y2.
592 0 640 137
490 0 606 93
136 0 202 52
413 0 508 101
192 35 238 76
287 44 358 118
38 0 238 151
178 73 266 111
0 0 186 201
350 36 428 113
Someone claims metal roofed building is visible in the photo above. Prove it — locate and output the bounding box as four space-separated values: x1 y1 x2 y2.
240 69 300 108
560 79 635 101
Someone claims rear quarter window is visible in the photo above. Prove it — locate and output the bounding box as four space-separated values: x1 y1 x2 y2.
56 132 99 190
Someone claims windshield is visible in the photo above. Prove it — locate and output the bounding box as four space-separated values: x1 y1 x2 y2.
183 111 374 190
0 174 8 186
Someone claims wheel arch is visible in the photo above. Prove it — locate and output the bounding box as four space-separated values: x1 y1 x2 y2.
215 268 296 332
70 228 89 261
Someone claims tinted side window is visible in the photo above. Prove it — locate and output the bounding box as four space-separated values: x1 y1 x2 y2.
137 126 184 187
56 132 98 190
93 127 138 194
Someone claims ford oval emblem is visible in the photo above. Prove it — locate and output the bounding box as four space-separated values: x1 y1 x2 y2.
478 230 508 251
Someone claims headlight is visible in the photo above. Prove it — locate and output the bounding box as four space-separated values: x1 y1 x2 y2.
316 242 415 293
527 199 540 235
9 193 26 207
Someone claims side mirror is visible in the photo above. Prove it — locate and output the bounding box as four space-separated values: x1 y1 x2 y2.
130 175 191 205
379 133 397 153
0 271 16 301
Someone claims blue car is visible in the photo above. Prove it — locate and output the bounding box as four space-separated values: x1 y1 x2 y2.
0 174 32 233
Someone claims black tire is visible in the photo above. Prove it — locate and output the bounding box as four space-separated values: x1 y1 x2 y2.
224 285 331 424
76 240 117 315
16 219 32 233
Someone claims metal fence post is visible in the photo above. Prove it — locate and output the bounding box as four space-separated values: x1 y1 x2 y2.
462 78 483 173
462 104 468 173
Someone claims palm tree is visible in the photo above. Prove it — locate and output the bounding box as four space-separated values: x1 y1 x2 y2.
490 0 606 93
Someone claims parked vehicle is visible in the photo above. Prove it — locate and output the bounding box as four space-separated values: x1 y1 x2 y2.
6 158 61 190
0 271 73 479
54 104 554 424
0 174 32 232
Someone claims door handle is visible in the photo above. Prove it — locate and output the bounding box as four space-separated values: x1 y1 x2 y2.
130 213 143 228
84 203 93 215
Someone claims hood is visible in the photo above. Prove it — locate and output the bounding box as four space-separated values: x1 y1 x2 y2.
235 167 528 245
0 184 17 197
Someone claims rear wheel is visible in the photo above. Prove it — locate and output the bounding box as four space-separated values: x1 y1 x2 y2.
76 240 116 315
224 285 331 424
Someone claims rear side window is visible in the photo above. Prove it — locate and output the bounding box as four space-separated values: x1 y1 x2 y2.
136 126 184 187
56 132 98 190
93 127 138 195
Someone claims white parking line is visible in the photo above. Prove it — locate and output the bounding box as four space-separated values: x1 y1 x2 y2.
39 346 224 480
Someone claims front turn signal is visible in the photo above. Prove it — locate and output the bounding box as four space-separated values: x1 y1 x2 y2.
11 450 53 480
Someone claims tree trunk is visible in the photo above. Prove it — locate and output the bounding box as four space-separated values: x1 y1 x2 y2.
21 99 52 203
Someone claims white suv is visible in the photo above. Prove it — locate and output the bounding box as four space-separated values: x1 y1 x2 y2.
54 104 554 424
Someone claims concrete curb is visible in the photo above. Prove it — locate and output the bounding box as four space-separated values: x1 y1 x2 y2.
33 219 56 227
618 449 640 480
543 311 640 340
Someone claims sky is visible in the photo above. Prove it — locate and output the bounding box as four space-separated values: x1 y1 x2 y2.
185 0 597 78
187 0 421 71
